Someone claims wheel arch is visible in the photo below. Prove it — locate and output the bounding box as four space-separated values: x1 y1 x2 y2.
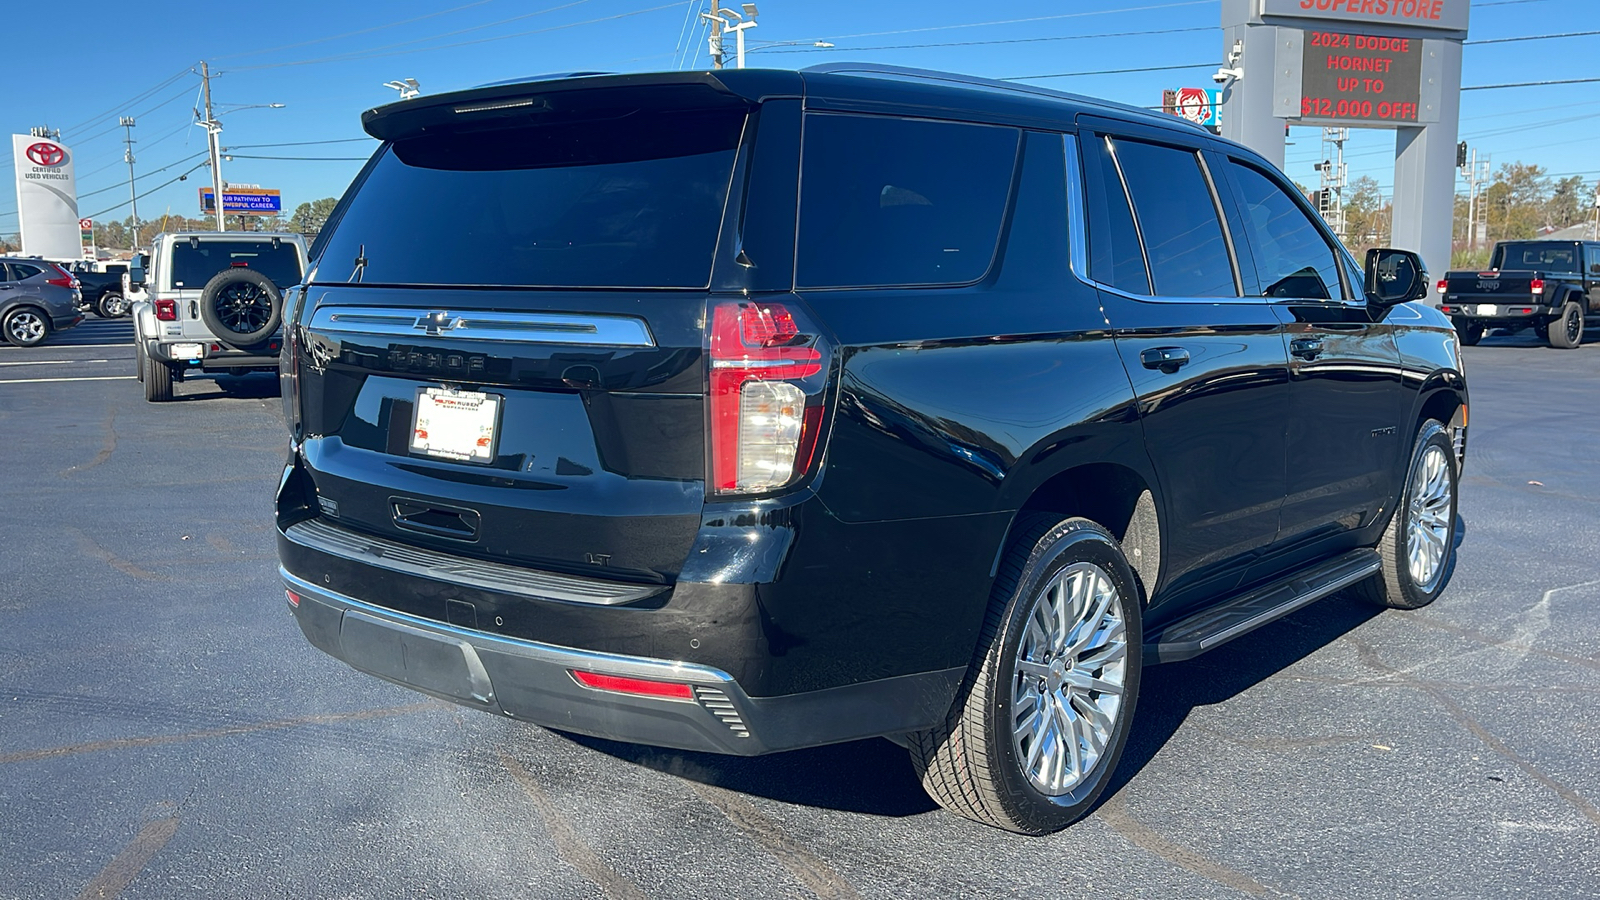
1001 462 1163 606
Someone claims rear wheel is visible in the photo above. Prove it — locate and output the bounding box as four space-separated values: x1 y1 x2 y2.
909 516 1141 834
1546 301 1583 349
144 353 174 402
97 292 128 318
3 307 49 347
1351 421 1457 610
1454 320 1483 346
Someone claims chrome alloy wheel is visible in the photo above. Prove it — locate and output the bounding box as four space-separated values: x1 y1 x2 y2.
103 293 128 317
6 310 45 345
1406 444 1453 593
1011 561 1129 796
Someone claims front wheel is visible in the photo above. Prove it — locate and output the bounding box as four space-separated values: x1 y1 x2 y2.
1547 301 1583 349
1352 421 1457 610
909 516 1142 834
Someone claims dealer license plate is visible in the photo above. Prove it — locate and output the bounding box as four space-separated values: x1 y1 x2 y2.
410 387 501 463
1475 303 1498 316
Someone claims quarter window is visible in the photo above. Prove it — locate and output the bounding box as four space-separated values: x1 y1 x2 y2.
1226 161 1342 301
10 264 42 281
796 114 1019 289
1110 139 1237 298
1083 136 1151 295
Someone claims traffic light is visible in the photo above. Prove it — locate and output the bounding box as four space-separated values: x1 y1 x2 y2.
1457 141 1468 168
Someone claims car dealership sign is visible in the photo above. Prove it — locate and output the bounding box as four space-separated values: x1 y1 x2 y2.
12 135 82 260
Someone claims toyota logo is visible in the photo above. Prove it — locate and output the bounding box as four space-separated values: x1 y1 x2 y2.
26 142 65 167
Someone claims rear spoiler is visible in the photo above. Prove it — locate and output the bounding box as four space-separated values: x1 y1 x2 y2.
361 70 802 142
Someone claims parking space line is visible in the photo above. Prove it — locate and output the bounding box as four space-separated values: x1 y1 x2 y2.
0 703 439 766
0 376 134 384
499 751 651 900
0 359 124 366
74 816 180 900
687 781 860 900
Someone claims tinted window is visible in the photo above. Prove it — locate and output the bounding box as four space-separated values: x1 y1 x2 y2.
1111 139 1236 298
1490 242 1579 272
1226 161 1341 300
170 241 303 290
319 106 744 288
1587 245 1600 275
1083 136 1150 295
797 114 1018 288
11 264 42 280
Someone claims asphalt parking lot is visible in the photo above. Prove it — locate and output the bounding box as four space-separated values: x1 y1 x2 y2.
1 318 1597 900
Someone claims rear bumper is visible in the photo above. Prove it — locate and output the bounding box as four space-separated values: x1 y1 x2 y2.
281 566 961 756
50 312 84 331
1443 303 1551 323
149 335 281 369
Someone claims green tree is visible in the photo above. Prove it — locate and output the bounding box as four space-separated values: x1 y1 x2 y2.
1339 175 1390 258
289 198 339 235
1546 176 1589 229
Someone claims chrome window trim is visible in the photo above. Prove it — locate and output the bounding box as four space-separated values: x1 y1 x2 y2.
309 306 656 347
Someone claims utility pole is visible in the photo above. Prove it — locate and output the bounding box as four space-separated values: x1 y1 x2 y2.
1462 149 1490 253
199 61 227 232
1314 127 1348 239
704 1 725 69
120 117 140 249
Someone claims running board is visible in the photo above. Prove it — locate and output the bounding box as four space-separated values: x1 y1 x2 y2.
1143 548 1381 665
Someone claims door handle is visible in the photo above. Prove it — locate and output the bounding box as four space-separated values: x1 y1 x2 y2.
1290 337 1324 359
1140 346 1190 373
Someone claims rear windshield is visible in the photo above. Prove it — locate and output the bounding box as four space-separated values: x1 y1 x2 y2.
317 106 746 289
1491 242 1578 272
169 241 303 289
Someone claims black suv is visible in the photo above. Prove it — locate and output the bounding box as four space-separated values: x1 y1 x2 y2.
276 66 1468 834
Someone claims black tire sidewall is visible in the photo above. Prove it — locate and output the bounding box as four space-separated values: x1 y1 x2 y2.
1388 426 1458 608
1548 302 1582 349
199 269 282 347
986 522 1143 832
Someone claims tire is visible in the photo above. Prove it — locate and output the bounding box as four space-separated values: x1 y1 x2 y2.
909 515 1142 834
1546 301 1583 349
1351 421 1457 610
2 307 50 347
96 292 128 318
135 340 146 383
199 269 282 347
144 352 174 402
1454 320 1483 346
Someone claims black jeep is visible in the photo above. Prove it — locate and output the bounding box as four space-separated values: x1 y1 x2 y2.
1440 240 1600 348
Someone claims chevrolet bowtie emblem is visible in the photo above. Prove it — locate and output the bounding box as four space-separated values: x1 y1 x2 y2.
415 311 459 335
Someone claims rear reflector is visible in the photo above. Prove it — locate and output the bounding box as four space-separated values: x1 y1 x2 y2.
569 670 694 700
285 590 300 608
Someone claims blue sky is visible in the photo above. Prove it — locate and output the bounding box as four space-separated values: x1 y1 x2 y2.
3 0 1595 234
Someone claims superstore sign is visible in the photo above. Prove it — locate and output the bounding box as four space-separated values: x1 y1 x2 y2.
1300 30 1423 124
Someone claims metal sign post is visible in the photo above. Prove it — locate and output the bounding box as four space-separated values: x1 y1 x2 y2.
1219 0 1470 294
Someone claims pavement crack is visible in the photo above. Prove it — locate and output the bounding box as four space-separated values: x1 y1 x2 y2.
1345 635 1600 827
687 780 860 900
498 751 650 900
62 407 117 476
69 527 165 581
1094 790 1276 896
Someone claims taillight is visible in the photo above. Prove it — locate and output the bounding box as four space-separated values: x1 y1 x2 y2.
280 313 302 438
709 300 828 495
45 264 74 289
1530 278 1544 294
1435 278 1447 293
155 299 177 321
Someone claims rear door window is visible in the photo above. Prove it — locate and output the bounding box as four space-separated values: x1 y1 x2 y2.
318 105 746 289
1224 161 1343 301
1109 138 1237 298
170 241 303 290
796 114 1019 289
1082 135 1151 295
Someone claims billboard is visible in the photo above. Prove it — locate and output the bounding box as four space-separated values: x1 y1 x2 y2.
1162 88 1223 128
12 135 81 260
1259 0 1469 35
1299 30 1424 125
199 187 282 216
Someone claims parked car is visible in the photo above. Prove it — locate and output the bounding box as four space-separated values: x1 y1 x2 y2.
0 257 85 347
274 66 1468 834
70 262 131 318
1438 240 1600 348
129 232 308 401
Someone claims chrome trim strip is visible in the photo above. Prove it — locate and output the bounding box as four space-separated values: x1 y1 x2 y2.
1062 133 1089 282
283 567 735 685
309 306 656 347
284 518 665 606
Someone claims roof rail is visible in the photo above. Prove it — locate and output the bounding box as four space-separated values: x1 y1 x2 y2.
800 62 1203 130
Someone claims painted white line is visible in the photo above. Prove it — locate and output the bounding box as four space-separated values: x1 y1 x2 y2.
0 376 134 384
0 359 122 366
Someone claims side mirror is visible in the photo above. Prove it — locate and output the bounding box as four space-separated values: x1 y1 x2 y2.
129 259 146 287
1364 248 1428 308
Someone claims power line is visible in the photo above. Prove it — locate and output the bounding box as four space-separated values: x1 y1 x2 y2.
211 0 504 60
225 154 370 161
224 138 373 149
1466 29 1600 46
77 151 210 201
1464 77 1600 91
61 68 193 138
84 162 211 220
801 0 1216 43
1006 62 1220 81
69 83 198 149
754 25 1215 54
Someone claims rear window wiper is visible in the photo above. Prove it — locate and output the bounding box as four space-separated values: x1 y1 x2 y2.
349 245 368 283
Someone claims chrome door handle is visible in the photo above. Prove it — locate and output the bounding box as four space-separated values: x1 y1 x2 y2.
1290 337 1324 359
1140 346 1190 373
